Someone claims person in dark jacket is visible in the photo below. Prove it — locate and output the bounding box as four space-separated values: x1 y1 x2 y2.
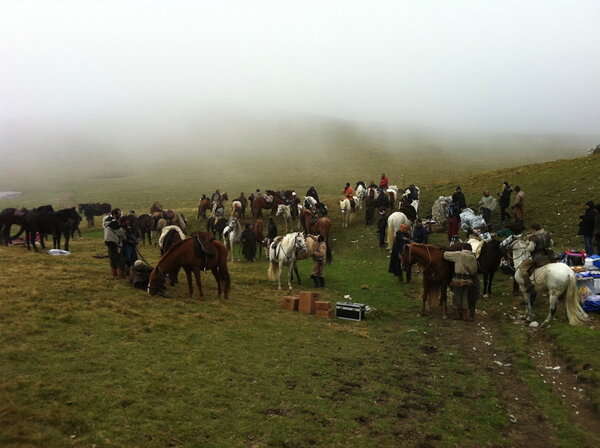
377 209 388 248
241 223 257 262
497 181 512 222
389 224 412 282
267 217 278 240
452 186 467 211
412 219 429 244
578 201 597 256
306 186 319 203
595 204 600 255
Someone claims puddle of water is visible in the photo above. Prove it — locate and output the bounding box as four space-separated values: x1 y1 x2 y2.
0 191 21 199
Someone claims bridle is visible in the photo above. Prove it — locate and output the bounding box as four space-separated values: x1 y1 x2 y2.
403 243 433 276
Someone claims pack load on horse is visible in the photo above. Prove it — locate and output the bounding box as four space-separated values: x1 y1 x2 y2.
500 229 588 327
150 202 187 237
431 196 453 226
147 232 231 299
252 190 283 218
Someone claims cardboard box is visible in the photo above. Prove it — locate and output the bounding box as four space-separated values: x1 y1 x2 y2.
281 296 299 311
299 291 320 314
315 309 335 319
315 301 331 311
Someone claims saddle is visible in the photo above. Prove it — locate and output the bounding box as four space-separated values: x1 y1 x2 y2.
193 232 217 257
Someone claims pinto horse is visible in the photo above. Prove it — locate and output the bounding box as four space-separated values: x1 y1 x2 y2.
158 225 186 285
147 233 231 299
300 209 332 263
400 243 450 319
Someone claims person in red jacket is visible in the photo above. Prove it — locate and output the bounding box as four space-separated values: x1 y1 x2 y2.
379 173 389 189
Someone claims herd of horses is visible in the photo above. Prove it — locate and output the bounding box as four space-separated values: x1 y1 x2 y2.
0 181 589 328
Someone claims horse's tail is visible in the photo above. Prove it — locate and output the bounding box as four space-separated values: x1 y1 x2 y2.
386 220 395 250
267 259 280 281
220 263 231 298
325 242 332 264
565 272 589 326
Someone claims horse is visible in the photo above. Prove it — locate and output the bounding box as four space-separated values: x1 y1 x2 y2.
252 194 283 218
339 198 355 228
402 185 420 212
267 232 309 290
53 207 81 251
15 206 57 252
158 225 186 285
223 216 242 262
500 235 588 326
400 243 451 319
276 204 294 233
78 203 111 227
231 200 243 218
0 207 26 245
365 188 377 225
386 212 413 249
467 237 503 297
137 214 154 245
355 182 367 210
197 198 213 220
207 216 228 241
386 186 399 208
147 233 231 299
253 218 264 259
300 209 332 263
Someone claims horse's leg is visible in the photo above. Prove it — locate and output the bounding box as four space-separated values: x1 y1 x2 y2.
277 260 283 290
287 263 294 290
293 263 301 285
64 230 70 252
211 267 222 298
192 267 205 299
184 267 194 298
440 283 449 319
540 292 558 328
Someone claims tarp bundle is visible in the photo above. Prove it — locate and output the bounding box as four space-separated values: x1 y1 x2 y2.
431 196 452 225
459 208 487 231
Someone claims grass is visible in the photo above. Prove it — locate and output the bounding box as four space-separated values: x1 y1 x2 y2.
1 151 600 447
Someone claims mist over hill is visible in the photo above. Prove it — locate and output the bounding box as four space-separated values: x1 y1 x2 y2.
1 109 597 191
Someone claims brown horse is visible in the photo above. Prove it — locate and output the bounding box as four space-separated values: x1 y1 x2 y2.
197 199 213 220
253 218 264 258
137 214 154 245
300 209 332 263
252 194 284 218
400 243 450 319
147 233 231 299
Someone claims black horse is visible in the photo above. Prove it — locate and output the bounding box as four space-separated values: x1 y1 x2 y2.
14 205 57 252
0 207 26 245
137 214 154 245
207 216 228 241
78 203 111 227
477 239 503 296
54 207 81 251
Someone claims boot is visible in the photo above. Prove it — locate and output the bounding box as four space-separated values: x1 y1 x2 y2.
452 308 462 320
463 309 471 321
111 267 118 277
319 277 325 288
117 268 126 279
311 275 319 287
469 307 476 321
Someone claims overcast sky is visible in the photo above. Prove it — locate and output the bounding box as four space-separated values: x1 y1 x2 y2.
1 0 599 136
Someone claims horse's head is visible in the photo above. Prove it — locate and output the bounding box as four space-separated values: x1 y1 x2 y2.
400 244 413 270
147 267 166 296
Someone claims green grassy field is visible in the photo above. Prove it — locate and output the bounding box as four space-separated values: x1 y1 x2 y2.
1 152 600 447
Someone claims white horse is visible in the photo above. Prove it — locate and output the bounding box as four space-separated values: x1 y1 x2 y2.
231 200 242 218
339 198 355 228
386 212 413 249
500 235 588 327
276 204 293 233
355 184 367 209
223 216 242 262
267 232 308 290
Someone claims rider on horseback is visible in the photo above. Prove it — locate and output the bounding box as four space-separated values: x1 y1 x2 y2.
518 223 554 292
342 183 356 212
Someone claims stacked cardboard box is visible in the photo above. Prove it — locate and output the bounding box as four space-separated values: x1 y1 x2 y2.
299 291 320 314
281 295 299 311
281 292 334 318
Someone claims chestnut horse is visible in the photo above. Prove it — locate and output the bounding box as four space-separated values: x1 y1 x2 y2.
300 209 332 263
253 218 264 258
400 243 450 319
252 194 283 218
147 233 231 299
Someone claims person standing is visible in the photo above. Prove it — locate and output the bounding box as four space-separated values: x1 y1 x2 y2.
388 224 412 282
379 173 389 189
241 223 257 262
310 234 327 287
452 187 467 211
377 209 388 248
447 201 461 242
512 186 525 224
578 201 597 256
103 208 127 278
412 219 429 244
120 215 139 273
267 217 278 241
497 181 512 222
443 244 478 320
479 190 497 225
595 204 600 255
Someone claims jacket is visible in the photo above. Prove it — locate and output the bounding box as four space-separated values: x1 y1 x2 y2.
513 191 525 209
498 188 512 207
103 215 126 247
578 208 597 237
479 195 497 211
526 229 554 255
412 225 429 244
443 250 477 278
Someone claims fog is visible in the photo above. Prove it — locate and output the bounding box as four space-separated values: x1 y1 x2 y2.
1 1 600 180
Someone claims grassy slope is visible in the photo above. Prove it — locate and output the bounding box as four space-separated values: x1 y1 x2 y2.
1 153 600 447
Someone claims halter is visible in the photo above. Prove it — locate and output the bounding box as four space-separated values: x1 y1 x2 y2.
147 265 166 294
276 233 306 263
404 243 433 276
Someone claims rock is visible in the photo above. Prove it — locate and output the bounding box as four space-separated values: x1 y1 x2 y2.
529 321 539 327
